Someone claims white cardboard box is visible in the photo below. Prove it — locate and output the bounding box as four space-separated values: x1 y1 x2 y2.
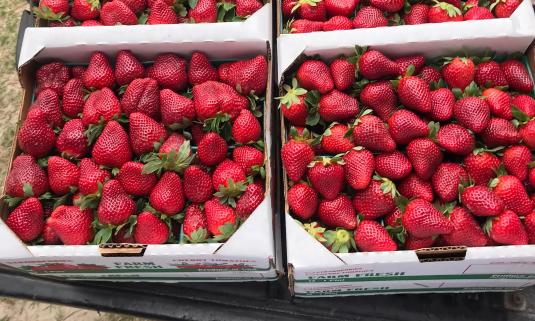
278 31 535 295
0 30 279 282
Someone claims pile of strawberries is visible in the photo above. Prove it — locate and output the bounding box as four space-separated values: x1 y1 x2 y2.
34 0 264 27
4 49 268 246
282 0 522 33
280 46 535 253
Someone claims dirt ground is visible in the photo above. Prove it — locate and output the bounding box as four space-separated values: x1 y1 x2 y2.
0 0 155 320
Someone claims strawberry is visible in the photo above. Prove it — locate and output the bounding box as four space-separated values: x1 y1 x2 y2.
375 151 412 181
212 159 247 195
232 109 262 144
62 78 85 118
188 0 217 22
436 123 475 155
72 66 86 78
398 174 434 202
129 112 168 155
147 0 174 7
236 0 263 16
321 123 354 154
288 183 318 220
341 148 374 192
204 198 237 240
17 109 56 158
388 110 429 145
5 155 49 199
43 219 60 244
278 79 308 126
493 0 521 18
296 60 334 94
404 3 429 24
32 88 63 128
353 6 388 28
352 114 396 152
419 66 442 85
120 78 160 119
520 120 535 150
405 236 435 250
47 156 80 195
402 198 453 238
474 61 508 88
282 137 315 182
83 52 115 89
71 0 100 21
432 163 467 202
501 59 534 93
428 88 455 121
288 19 324 33
159 89 195 127
81 19 103 26
407 138 443 180
454 97 490 134
134 211 169 244
236 181 264 219
233 146 264 176
441 207 487 247
324 0 357 16
78 158 110 195
357 50 398 80
49 206 93 245
397 75 432 113
353 179 396 219
428 2 463 22
182 205 208 243
359 81 398 121
147 54 188 91
100 0 137 25
121 0 147 12
150 172 185 215
318 90 359 123
323 15 353 31
307 157 345 200
483 88 512 119
329 58 355 91
82 88 121 127
114 50 145 86
369 0 404 12
147 0 178 24
491 175 533 215
294 0 327 21
113 225 135 243
481 118 520 147
198 132 228 166
464 151 501 186
183 165 213 203
525 211 535 244
188 51 218 85
395 55 426 76
503 145 531 181
385 207 402 227
92 121 132 168
35 0 69 20
461 185 504 216
512 95 535 118
486 210 528 245
220 55 267 95
318 195 357 229
530 167 535 188
192 81 248 121
442 57 475 90
117 162 157 196
159 132 187 155
6 198 44 242
354 220 397 252
464 6 494 19
35 62 70 95
97 180 135 225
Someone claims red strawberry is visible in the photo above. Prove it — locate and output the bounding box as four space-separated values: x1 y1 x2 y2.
395 55 426 76
233 145 264 175
117 161 157 196
525 211 535 244
353 6 388 28
121 0 147 13
318 90 359 123
529 167 535 188
92 121 132 168
464 6 494 19
288 19 324 33
398 174 433 202
360 81 398 121
198 132 228 166
157 130 187 155
35 0 69 19
388 109 429 145
114 50 145 86
402 198 453 238
188 51 218 85
324 0 357 16
147 0 178 24
375 151 412 181
428 2 463 22
407 138 443 180
183 165 213 203
129 112 168 155
294 0 327 21
419 66 442 85
5 155 49 198
183 205 208 243
486 210 528 245
35 62 70 95
358 50 399 80
134 211 169 244
78 158 110 195
354 220 397 252
33 88 63 128
307 157 345 200
296 60 334 94
405 236 435 250
192 81 248 121
147 54 188 91
512 95 535 118
436 123 475 155
220 55 267 95
343 148 374 190
397 75 432 113
352 114 396 152
503 145 531 181
62 78 85 118
159 89 195 127
442 57 475 90
120 78 160 119
150 172 185 215
288 183 318 220
72 64 87 77
323 15 353 31
204 198 237 240
442 207 487 247
321 123 354 154
453 97 490 134
43 219 60 244
188 0 217 22
329 58 355 91
493 0 521 18
520 120 535 150
461 185 504 216
404 3 429 24
236 0 263 16
6 198 44 242
464 151 501 186
232 109 262 144
432 163 468 202
491 175 533 215
100 0 137 25
483 88 512 119
83 52 115 89
475 61 508 88
481 118 520 147
81 19 103 26
81 87 121 126
278 79 308 126
353 179 396 219
47 156 80 195
236 181 264 219
385 207 402 227
318 195 357 229
501 59 534 93
370 0 404 12
18 109 56 158
49 206 93 245
429 88 455 121
97 180 135 225
212 159 247 195
71 0 99 21
281 138 315 182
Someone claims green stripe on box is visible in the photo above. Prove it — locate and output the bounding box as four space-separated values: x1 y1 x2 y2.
296 287 519 297
65 276 279 281
296 274 535 283
26 267 272 274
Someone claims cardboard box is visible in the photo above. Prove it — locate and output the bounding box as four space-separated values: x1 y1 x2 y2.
278 34 535 296
0 32 280 282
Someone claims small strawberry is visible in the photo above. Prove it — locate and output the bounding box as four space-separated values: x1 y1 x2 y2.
474 61 508 88
520 119 535 150
407 138 443 180
296 60 334 94
183 165 213 203
83 51 115 89
197 132 228 166
97 180 135 225
388 109 429 145
491 175 534 215
402 198 453 238
5 155 49 199
360 81 398 121
404 3 429 25
288 183 318 220
220 55 267 95
204 198 237 241
129 112 168 155
81 87 121 126
329 58 356 91
324 0 357 16
483 88 512 119
323 16 353 31
49 206 93 245
183 205 208 243
188 51 218 85
485 210 528 245
352 114 396 152
464 150 501 186
120 78 160 119
62 78 85 118
398 174 434 202
288 19 324 33
17 109 56 158
35 61 70 95
369 0 404 13
6 198 44 242
134 211 169 244
405 236 435 250
78 158 110 195
92 121 132 168
117 162 157 197
318 195 357 229
493 0 521 18
47 156 80 195
278 79 308 126
436 123 475 155
501 59 534 93
502 145 531 181
428 88 455 121
442 207 487 247
321 123 354 154
33 88 63 128
307 157 345 200
235 181 264 220
354 220 397 252
464 6 494 19
212 159 247 199
442 57 475 90
481 118 520 147
188 0 217 22
428 2 463 22
282 132 315 182
395 55 426 76
375 151 412 181
512 95 535 118
293 0 327 21
100 0 137 25
343 147 374 190
114 50 145 86
150 172 185 215
147 53 188 91
454 97 490 134
147 0 178 24
432 163 468 202
159 89 196 127
353 6 388 28
461 185 504 216
353 179 396 219
71 0 99 21
232 109 262 144
397 75 432 113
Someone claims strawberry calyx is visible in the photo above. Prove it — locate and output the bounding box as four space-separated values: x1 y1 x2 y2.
291 0 321 13
185 227 209 243
33 5 68 22
299 221 327 243
277 78 308 109
511 105 530 126
305 90 321 126
374 175 398 198
472 145 504 155
489 0 506 11
346 109 373 137
289 126 320 146
452 81 481 99
203 113 232 139
428 121 440 140
434 201 457 217
88 0 101 11
84 117 106 145
308 155 345 168
211 222 238 242
433 1 462 17
385 224 406 244
324 228 356 253
214 179 248 208
78 181 105 210
142 140 194 175
482 216 495 235
394 194 410 212
173 0 188 17
3 183 34 207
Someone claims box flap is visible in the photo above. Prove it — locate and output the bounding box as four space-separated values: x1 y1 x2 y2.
0 219 33 259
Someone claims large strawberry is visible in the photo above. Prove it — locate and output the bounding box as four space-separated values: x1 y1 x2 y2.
453 97 490 134
78 158 110 195
388 109 429 145
233 146 264 176
5 198 44 242
48 206 94 245
81 88 121 126
212 159 247 200
71 0 99 21
5 155 49 199
17 109 56 158
318 90 359 123
83 51 115 89
483 88 512 120
464 6 494 19
442 57 475 90
232 109 262 144
183 205 208 243
281 132 315 182
441 207 487 247
35 61 70 95
502 145 531 181
343 147 374 190
296 60 334 94
235 181 264 220
129 112 168 155
318 195 357 229
500 59 534 93
369 0 404 13
407 138 443 180
481 118 520 147
147 53 188 91
183 165 213 203
97 179 136 225
188 51 218 86
436 123 475 155
47 156 80 195
204 198 237 241
197 132 228 166
120 78 160 119
398 174 433 202
354 220 397 252
324 0 357 16
464 150 501 186
351 114 396 152
293 0 327 21
353 6 388 28
402 198 453 238
192 81 247 121
147 0 179 24
188 0 217 22
404 3 429 25
150 171 185 215
32 89 63 128
117 162 157 196
485 210 528 245
329 58 355 91
114 50 145 86
432 163 467 202
133 211 169 244
353 179 396 219
375 151 412 181
307 157 345 200
491 175 533 215
474 61 508 88
219 55 267 95
358 50 398 80
92 121 132 168
321 123 354 154
397 74 432 113
159 89 195 127
62 78 85 118
461 185 504 216
428 1 463 22
288 183 318 220
359 81 398 121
